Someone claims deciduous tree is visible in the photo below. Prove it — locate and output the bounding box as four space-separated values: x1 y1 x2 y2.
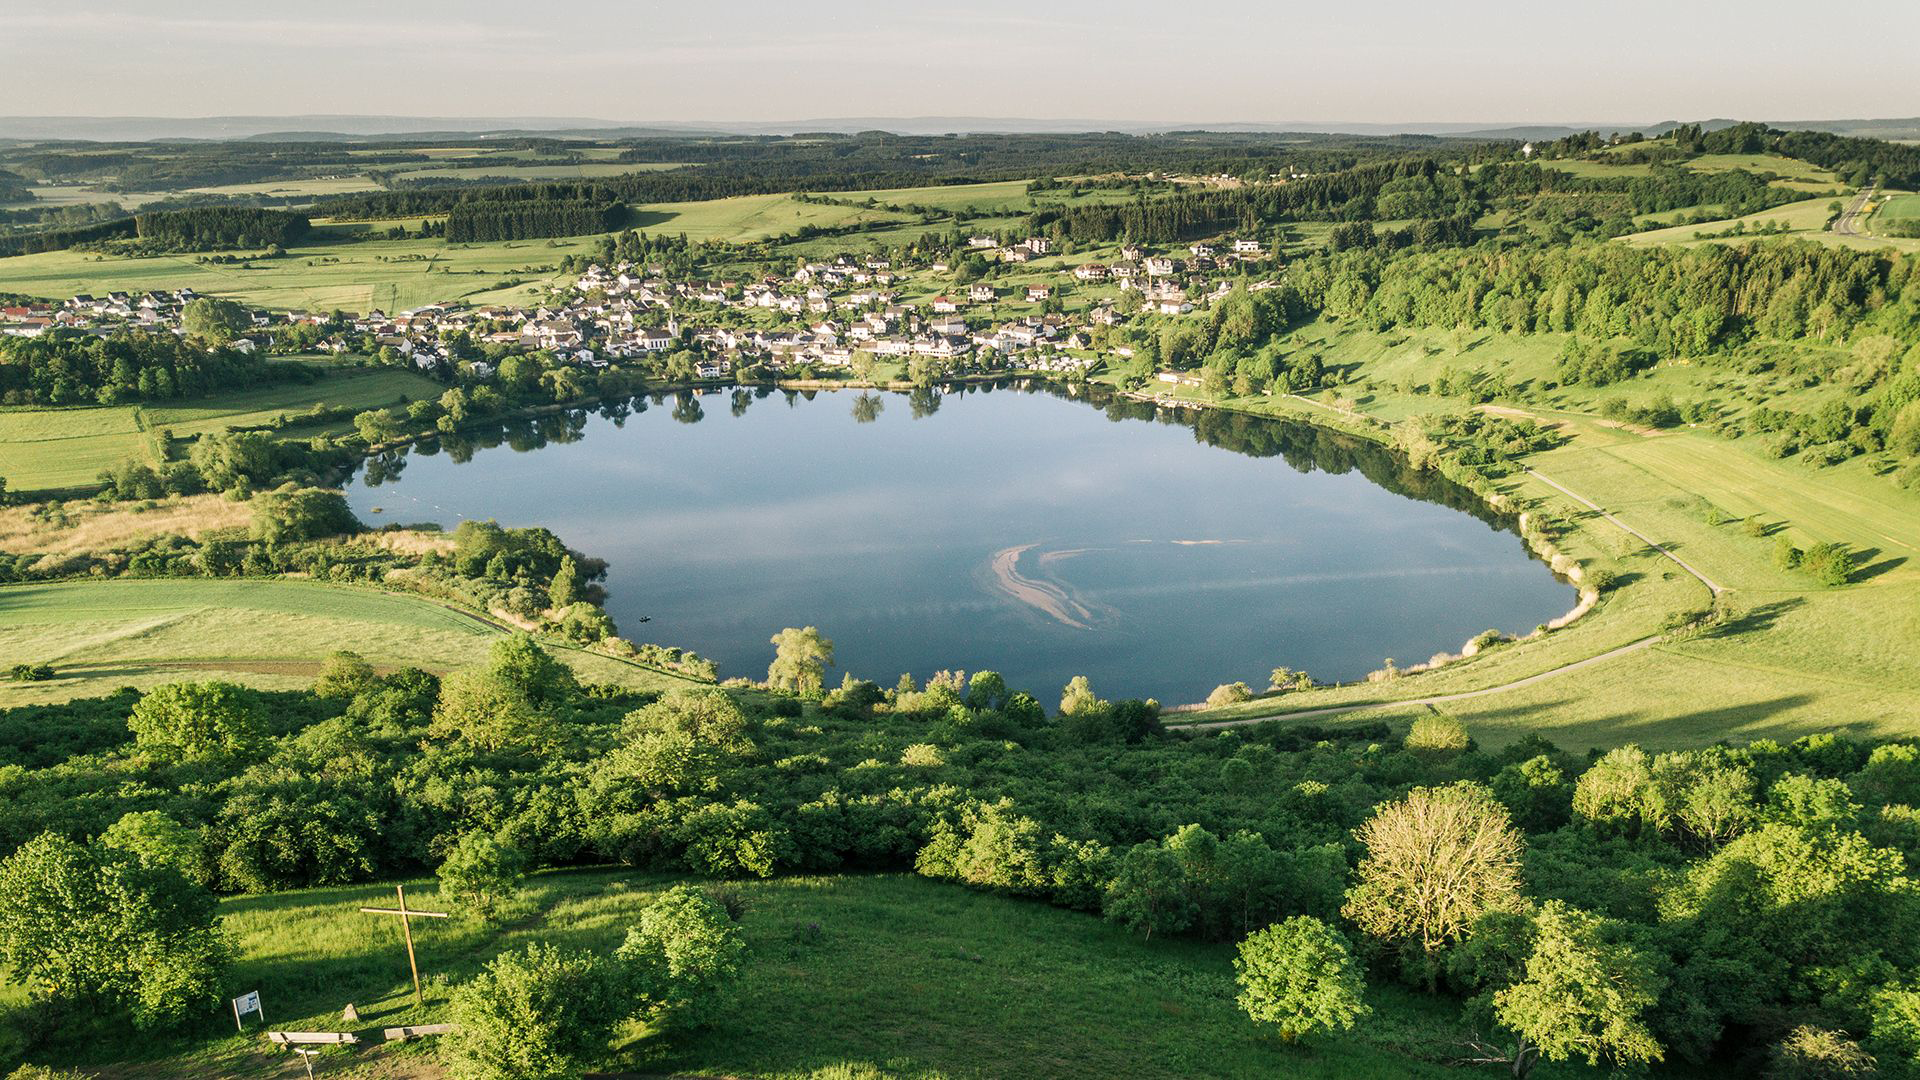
1234 917 1371 1043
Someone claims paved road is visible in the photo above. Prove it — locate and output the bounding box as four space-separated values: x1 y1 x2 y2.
1524 468 1726 595
1835 184 1878 237
1172 636 1664 730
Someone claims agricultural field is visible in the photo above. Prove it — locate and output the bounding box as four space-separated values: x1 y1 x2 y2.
835 178 1150 214
0 225 605 311
0 577 697 704
33 870 1488 1080
628 192 918 242
1873 191 1920 230
1684 151 1841 184
1535 151 1841 193
384 162 681 183
0 366 440 492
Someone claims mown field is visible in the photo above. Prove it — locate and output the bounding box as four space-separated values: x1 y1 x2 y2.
18 869 1527 1080
0 578 697 704
627 193 918 242
0 366 440 492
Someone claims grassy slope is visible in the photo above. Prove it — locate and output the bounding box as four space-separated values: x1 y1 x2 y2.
0 578 700 704
1165 322 1920 749
28 870 1514 1080
0 366 441 492
1628 196 1920 255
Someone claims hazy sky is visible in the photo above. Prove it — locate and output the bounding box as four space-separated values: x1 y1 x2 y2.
5 0 1918 125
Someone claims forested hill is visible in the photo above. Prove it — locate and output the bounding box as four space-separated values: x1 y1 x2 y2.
4 636 1920 1075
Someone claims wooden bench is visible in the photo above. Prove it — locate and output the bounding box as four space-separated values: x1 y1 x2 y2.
267 1031 360 1045
383 1023 456 1041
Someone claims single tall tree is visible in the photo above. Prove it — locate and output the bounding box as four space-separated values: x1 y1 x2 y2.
1342 782 1525 985
766 626 834 696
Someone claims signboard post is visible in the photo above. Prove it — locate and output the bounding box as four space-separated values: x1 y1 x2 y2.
231 990 264 1032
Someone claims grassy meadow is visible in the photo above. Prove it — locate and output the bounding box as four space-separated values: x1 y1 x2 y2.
1879 192 1920 224
0 365 440 492
0 577 701 704
23 869 1525 1080
1154 323 1920 749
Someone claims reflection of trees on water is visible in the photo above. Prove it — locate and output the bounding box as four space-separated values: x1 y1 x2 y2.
1009 380 1518 531
360 451 407 487
908 385 941 419
356 382 1513 535
671 393 704 425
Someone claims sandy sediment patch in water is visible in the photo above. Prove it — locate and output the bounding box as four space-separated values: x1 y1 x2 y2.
987 544 1100 630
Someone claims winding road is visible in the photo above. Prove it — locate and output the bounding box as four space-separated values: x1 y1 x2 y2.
1835 183 1878 238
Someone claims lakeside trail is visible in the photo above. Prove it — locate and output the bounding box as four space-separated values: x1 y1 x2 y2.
1524 467 1726 595
1169 635 1662 730
1170 463 1706 731
988 543 1099 630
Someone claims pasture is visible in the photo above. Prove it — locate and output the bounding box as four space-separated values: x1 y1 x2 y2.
384 161 682 183
22 870 1480 1080
0 366 440 492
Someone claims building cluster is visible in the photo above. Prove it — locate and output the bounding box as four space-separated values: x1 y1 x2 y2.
1 289 208 339
1 234 1282 384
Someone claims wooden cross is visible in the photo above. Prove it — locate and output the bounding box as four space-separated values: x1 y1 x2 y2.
359 885 449 1007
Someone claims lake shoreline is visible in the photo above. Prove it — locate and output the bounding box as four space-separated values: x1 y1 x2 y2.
346 381 1582 704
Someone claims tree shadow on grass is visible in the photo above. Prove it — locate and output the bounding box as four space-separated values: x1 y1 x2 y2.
1855 555 1907 582
1703 597 1806 638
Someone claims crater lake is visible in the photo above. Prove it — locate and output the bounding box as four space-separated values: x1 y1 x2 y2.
346 383 1578 704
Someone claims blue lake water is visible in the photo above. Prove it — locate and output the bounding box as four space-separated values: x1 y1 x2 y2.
345 384 1577 704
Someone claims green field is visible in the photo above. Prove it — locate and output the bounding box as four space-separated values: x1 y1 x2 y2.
1624 196 1920 253
0 199 928 308
1684 151 1840 184
1876 192 1920 224
0 577 698 704
628 193 917 242
25 869 1496 1080
1529 153 1839 197
0 224 610 311
0 366 440 491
